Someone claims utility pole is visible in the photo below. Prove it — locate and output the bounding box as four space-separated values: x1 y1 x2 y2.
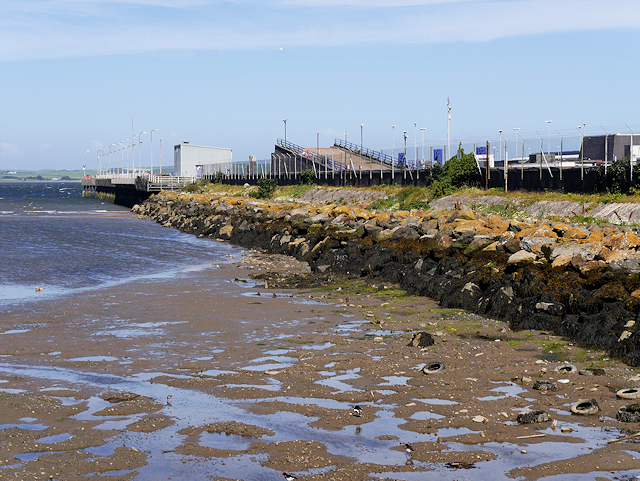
447 98 451 162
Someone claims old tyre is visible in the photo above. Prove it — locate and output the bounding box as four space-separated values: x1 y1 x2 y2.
517 410 550 424
579 368 605 376
554 363 577 373
570 399 600 415
422 361 445 374
616 388 640 400
616 404 640 423
532 380 558 391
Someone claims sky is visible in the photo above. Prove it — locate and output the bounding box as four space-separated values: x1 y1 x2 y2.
1 0 639 171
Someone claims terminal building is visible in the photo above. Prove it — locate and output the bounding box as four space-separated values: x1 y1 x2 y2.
173 141 232 178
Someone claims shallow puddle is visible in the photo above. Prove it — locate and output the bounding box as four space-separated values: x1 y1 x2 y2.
0 361 630 480
38 433 74 443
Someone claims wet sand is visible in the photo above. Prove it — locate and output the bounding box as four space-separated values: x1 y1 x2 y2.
1 247 639 480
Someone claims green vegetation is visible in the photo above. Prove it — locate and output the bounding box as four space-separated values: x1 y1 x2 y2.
300 168 317 185
255 179 278 199
369 186 430 211
182 179 211 193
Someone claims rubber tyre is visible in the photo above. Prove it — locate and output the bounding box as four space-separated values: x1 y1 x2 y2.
517 410 550 424
579 368 605 376
533 380 558 392
570 399 599 415
554 364 577 373
616 404 640 423
422 361 445 374
616 388 640 400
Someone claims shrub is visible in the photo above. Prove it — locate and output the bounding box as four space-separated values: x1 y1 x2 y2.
214 172 224 184
256 178 278 199
444 147 479 188
300 168 316 185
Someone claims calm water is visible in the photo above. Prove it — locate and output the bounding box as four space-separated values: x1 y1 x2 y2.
0 182 241 309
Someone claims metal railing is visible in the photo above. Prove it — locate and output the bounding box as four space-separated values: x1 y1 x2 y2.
333 138 420 170
277 139 346 171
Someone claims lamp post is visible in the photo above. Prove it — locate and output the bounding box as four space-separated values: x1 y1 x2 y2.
420 128 426 165
555 130 563 181
110 143 116 176
403 131 407 171
499 130 506 192
392 125 395 179
577 125 584 180
513 128 520 162
545 120 552 155
138 131 147 176
626 124 635 187
159 138 163 177
150 129 159 177
414 122 417 167
120 141 124 175
283 119 287 142
447 98 451 162
83 150 89 178
601 126 609 175
125 138 130 177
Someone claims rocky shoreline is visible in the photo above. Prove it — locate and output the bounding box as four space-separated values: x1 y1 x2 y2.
132 190 640 366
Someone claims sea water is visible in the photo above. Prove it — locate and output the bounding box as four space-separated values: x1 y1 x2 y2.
0 182 241 310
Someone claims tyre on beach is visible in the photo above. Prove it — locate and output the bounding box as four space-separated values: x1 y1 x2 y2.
616 404 640 423
554 363 577 373
532 380 558 391
516 410 550 424
570 399 599 415
616 388 640 400
422 361 445 374
579 368 605 376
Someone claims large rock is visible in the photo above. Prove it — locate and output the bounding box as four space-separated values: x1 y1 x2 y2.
507 250 537 266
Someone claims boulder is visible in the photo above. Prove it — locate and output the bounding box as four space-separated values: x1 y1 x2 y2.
507 250 537 267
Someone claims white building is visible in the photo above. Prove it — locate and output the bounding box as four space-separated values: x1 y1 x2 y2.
173 141 232 178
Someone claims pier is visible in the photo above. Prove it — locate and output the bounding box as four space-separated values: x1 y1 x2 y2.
81 173 195 208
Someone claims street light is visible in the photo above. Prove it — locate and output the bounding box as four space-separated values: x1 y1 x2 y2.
577 125 585 180
283 119 287 142
403 131 407 169
392 125 395 178
545 120 553 155
555 130 564 180
420 128 426 164
150 129 159 177
83 150 89 178
447 98 451 162
626 124 635 186
138 131 147 176
601 126 609 174
414 122 417 167
513 128 520 162
110 143 116 176
360 124 363 154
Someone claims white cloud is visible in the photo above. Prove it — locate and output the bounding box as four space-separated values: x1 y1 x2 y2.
1 0 638 61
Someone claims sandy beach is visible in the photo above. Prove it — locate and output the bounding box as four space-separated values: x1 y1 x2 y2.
1 247 639 480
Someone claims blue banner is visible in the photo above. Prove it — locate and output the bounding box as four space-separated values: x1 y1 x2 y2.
476 146 487 156
434 149 443 164
398 152 405 166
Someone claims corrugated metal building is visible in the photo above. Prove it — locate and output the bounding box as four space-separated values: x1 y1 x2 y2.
173 142 232 178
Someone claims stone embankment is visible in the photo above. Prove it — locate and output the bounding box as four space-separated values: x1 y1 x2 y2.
132 191 640 366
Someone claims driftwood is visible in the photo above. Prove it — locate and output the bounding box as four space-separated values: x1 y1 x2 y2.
607 432 640 444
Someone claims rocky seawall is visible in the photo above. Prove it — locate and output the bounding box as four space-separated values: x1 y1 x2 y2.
132 191 640 366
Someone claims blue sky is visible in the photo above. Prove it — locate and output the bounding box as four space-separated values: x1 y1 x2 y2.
1 0 639 170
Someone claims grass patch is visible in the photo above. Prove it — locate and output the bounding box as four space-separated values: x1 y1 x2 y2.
376 289 408 297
